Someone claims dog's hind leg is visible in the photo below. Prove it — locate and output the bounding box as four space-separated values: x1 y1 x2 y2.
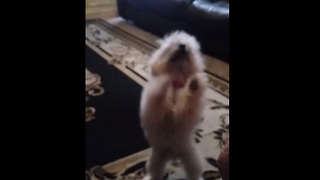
181 146 204 180
144 149 167 180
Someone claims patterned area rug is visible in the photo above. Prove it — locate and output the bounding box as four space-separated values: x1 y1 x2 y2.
85 19 229 180
86 46 150 170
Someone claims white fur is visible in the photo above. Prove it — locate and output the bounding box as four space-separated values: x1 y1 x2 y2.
140 31 207 180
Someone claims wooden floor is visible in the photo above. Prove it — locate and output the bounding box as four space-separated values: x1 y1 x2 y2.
86 0 118 19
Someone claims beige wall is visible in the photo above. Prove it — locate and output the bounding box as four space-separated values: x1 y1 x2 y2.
86 0 117 19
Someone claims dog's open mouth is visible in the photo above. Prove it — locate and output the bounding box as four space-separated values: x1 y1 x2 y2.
170 44 189 62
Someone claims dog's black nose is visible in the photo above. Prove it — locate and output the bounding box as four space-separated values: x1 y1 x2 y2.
170 44 188 62
179 44 186 51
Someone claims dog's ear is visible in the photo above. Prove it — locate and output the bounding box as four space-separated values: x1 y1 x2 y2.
148 50 165 77
150 60 162 76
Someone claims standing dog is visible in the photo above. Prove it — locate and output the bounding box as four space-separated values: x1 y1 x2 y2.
140 31 207 180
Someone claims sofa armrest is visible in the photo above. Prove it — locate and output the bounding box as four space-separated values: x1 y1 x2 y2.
190 0 229 20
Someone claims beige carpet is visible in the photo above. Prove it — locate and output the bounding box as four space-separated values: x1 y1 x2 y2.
85 18 229 180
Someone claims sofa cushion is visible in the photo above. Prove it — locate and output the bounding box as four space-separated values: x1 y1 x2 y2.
123 0 150 10
187 0 229 36
126 0 190 21
190 0 229 20
126 5 188 36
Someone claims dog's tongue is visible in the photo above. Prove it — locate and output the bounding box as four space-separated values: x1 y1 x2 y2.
172 80 185 89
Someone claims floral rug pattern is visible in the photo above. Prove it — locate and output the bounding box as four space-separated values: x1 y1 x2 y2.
85 19 229 180
86 69 105 122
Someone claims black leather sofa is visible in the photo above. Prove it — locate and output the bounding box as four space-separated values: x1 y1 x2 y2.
117 0 229 62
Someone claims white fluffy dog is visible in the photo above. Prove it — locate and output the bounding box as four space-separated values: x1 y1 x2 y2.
140 31 207 180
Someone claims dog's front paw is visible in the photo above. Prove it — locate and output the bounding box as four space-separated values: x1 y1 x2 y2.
143 174 152 180
188 73 206 95
143 174 167 180
189 78 199 92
